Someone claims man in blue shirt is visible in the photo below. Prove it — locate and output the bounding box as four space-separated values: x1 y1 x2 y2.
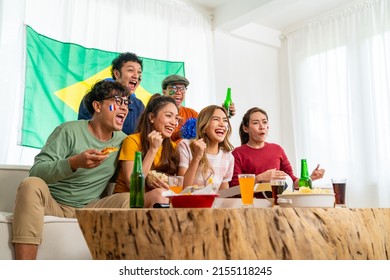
78 52 144 134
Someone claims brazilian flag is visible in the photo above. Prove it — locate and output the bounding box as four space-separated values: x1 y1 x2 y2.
22 26 185 149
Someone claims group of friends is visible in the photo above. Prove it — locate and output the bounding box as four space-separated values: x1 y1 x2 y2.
12 52 325 260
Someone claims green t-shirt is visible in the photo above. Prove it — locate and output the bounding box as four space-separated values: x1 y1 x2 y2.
29 120 126 208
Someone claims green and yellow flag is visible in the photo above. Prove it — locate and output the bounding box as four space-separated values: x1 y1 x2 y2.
22 26 185 149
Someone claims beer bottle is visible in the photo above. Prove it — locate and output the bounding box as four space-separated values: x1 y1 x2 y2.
223 87 233 118
298 159 312 189
130 151 145 208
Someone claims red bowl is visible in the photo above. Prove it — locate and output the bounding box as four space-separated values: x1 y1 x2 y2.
170 194 219 208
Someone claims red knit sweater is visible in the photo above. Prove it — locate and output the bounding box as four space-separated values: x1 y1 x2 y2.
230 142 298 187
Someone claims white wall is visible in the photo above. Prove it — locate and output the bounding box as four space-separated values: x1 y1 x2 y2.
213 30 297 170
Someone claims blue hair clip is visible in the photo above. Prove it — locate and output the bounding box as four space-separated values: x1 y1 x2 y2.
180 118 197 139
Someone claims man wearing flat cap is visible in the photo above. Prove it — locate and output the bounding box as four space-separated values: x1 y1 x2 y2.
161 74 198 142
162 74 236 142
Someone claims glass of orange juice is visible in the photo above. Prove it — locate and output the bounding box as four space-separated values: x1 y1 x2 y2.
168 176 184 194
238 174 255 208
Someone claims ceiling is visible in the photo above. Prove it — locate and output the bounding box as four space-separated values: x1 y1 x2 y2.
185 0 359 32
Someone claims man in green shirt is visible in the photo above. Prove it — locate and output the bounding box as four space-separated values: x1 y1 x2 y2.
12 80 130 259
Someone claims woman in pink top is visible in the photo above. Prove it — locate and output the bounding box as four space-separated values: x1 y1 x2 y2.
230 107 325 189
177 105 234 192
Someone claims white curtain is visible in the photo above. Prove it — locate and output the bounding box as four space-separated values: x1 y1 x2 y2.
283 0 390 207
0 0 214 165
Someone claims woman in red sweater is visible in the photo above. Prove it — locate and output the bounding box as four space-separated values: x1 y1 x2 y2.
230 107 324 189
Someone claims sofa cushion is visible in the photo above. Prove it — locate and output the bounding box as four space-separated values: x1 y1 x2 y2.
0 212 92 260
0 165 92 260
0 165 30 213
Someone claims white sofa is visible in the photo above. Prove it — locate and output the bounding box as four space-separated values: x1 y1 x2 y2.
0 165 92 260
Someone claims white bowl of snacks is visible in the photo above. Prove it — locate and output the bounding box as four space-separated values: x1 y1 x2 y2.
277 187 335 208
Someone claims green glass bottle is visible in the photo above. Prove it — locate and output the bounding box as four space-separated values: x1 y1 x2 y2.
299 159 312 189
130 151 145 208
223 87 233 118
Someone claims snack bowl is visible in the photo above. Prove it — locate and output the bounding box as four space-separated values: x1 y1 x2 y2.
277 193 335 208
169 194 219 208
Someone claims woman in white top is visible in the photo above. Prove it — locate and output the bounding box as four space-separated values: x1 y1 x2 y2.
177 105 234 192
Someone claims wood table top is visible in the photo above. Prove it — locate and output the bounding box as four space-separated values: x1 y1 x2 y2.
76 207 390 260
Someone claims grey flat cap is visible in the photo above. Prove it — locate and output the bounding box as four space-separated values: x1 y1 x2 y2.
161 74 190 89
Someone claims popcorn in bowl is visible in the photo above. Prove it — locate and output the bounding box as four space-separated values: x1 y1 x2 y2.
163 184 215 196
163 184 219 208
278 187 335 208
283 187 334 195
146 170 168 186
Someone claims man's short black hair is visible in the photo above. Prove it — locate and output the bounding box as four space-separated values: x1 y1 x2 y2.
111 52 143 79
84 80 128 115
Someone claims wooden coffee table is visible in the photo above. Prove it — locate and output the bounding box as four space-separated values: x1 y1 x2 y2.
76 207 390 260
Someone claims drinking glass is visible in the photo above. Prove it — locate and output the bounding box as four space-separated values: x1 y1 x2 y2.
168 176 184 194
238 174 255 208
270 179 286 206
331 178 347 207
